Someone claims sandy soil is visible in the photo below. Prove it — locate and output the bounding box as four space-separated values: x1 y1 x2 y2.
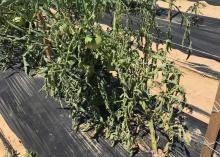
0 114 26 157
168 49 220 78
180 66 219 122
156 0 220 123
154 43 220 123
157 0 220 19
0 139 7 157
151 41 220 79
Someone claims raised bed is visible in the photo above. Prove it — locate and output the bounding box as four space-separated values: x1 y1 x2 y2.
0 70 210 157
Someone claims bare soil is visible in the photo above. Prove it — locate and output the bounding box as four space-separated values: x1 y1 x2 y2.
153 43 220 124
157 0 220 19
0 114 26 157
0 139 7 157
157 0 220 123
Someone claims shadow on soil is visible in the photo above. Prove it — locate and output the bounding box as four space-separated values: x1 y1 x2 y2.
187 62 220 79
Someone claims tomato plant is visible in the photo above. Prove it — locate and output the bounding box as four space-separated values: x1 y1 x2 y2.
0 0 202 156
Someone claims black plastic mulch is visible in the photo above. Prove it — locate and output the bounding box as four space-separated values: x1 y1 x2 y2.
0 70 208 157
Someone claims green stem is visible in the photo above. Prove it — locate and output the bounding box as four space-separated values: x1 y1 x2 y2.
112 12 116 34
148 119 158 154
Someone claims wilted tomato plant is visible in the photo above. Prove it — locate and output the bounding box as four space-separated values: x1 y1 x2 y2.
0 0 202 156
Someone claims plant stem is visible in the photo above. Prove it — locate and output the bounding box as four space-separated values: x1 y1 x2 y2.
148 119 158 154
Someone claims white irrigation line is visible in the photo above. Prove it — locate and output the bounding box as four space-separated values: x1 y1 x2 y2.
156 17 207 27
104 13 220 61
187 131 220 156
171 42 220 60
167 140 220 157
156 16 184 26
153 36 220 61
155 17 220 61
191 138 220 156
191 131 220 147
167 56 220 79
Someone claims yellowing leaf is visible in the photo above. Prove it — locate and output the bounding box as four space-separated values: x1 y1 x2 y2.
184 131 192 145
